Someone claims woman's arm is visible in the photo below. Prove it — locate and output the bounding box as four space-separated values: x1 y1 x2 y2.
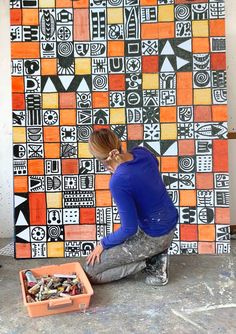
100 173 139 249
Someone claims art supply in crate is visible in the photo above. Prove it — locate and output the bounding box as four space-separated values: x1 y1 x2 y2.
23 270 84 303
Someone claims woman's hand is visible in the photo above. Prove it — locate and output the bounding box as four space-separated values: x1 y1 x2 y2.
86 243 104 266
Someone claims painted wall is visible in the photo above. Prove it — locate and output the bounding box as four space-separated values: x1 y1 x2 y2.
0 0 235 239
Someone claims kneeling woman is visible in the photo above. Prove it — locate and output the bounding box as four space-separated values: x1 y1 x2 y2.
82 128 179 286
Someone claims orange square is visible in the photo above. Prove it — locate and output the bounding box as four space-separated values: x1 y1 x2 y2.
161 157 178 172
56 0 72 7
59 93 76 109
109 74 125 91
142 56 159 73
44 143 60 158
215 208 230 225
72 0 89 7
198 225 215 241
14 176 28 193
108 41 124 57
178 140 195 156
160 107 176 122
198 242 215 254
15 243 31 259
22 9 39 25
92 92 109 108
12 93 25 110
29 193 46 226
65 225 96 240
180 224 198 241
141 23 159 39
211 53 226 71
10 9 22 25
192 38 210 53
194 106 212 122
180 190 196 206
141 0 157 4
213 140 228 172
93 124 110 131
80 208 95 224
210 19 225 37
159 22 174 39
28 160 44 175
196 173 213 189
61 159 78 174
114 223 121 231
11 42 40 59
127 124 143 140
212 105 228 122
95 175 111 190
96 190 112 206
44 127 60 142
41 59 57 75
60 109 76 125
12 77 24 93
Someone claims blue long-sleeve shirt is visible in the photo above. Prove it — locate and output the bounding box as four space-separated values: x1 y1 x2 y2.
100 146 179 250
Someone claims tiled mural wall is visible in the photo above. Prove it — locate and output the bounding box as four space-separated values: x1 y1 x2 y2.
10 0 230 258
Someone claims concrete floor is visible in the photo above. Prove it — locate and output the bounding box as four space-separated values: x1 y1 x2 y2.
0 239 235 334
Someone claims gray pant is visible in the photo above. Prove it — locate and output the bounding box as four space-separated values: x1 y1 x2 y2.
82 225 177 284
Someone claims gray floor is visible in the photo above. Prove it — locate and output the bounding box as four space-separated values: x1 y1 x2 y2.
0 238 235 334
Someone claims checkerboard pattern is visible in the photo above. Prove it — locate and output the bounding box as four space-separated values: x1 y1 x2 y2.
11 0 230 258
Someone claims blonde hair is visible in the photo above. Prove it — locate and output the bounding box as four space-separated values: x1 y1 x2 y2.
88 128 122 156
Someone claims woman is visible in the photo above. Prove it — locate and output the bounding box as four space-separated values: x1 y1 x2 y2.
82 128 179 286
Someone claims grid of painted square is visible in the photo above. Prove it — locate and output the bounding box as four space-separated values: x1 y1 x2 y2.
11 0 230 258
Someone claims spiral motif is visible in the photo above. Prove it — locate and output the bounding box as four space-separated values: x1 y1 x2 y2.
108 0 122 6
93 75 107 90
77 126 93 141
194 71 210 88
48 226 61 239
175 5 190 21
58 42 73 57
179 157 195 172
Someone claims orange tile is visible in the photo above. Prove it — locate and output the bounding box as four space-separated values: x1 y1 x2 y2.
96 190 112 206
211 53 226 71
12 77 24 93
141 23 159 39
198 242 215 254
180 224 198 241
210 19 225 37
192 38 210 53
80 208 95 224
22 9 39 25
114 223 121 231
62 159 78 174
95 175 111 190
44 127 60 142
212 105 228 122
196 173 213 189
92 92 109 108
29 193 46 226
141 0 157 4
215 208 230 225
41 59 57 75
28 160 44 175
160 107 176 122
142 56 159 73
161 157 178 172
198 225 215 242
10 9 22 25
158 22 174 39
72 0 89 8
127 124 143 140
12 93 25 110
11 42 40 59
60 109 76 125
194 106 212 122
107 41 125 57
74 9 90 41
14 176 28 193
60 93 76 109
15 243 31 258
178 140 195 156
44 143 60 158
65 225 96 240
56 0 72 7
180 190 196 206
213 140 228 172
109 74 125 91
